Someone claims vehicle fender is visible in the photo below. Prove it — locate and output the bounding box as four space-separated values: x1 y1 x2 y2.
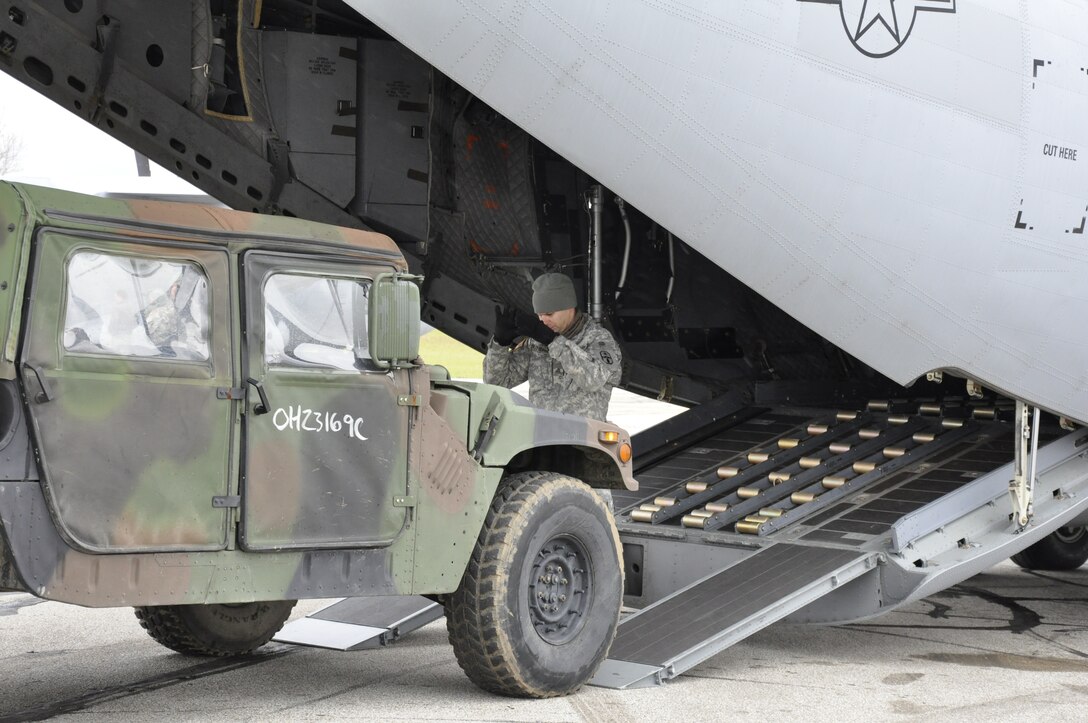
475 389 636 491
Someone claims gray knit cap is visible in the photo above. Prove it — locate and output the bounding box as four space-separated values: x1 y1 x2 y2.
532 273 577 314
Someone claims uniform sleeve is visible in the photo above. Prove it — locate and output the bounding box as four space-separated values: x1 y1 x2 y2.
483 340 530 388
548 328 622 391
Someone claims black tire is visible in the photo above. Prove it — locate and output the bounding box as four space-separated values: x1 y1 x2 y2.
446 471 623 698
134 600 297 656
1011 527 1088 570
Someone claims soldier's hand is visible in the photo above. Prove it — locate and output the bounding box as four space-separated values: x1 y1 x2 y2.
492 305 519 346
517 311 557 345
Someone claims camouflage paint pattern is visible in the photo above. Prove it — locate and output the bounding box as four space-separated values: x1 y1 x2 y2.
240 253 411 551
23 233 235 552
0 185 36 378
483 313 622 422
0 182 634 606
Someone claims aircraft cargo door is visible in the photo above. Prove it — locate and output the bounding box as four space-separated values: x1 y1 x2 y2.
20 233 234 553
240 253 408 550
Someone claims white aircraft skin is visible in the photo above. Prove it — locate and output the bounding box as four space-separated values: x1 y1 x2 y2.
348 0 1088 422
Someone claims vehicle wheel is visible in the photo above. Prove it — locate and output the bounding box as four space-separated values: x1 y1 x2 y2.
1011 527 1088 570
446 471 623 698
134 600 297 656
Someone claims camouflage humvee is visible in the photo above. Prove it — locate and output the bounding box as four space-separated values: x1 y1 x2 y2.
0 182 636 698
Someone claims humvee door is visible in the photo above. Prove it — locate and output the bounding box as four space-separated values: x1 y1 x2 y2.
20 233 234 552
240 253 409 550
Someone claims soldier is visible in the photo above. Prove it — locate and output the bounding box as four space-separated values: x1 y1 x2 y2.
142 272 207 359
484 273 621 422
143 282 184 355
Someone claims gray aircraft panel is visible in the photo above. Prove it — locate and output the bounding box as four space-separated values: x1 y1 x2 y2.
348 0 1088 421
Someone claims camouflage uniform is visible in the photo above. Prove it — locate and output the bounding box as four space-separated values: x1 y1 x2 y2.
484 313 621 421
143 291 184 352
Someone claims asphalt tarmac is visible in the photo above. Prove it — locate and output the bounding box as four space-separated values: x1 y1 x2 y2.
2 391 1088 721
3 563 1088 722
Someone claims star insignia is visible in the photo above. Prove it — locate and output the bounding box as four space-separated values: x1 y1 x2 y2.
798 0 956 58
854 0 900 44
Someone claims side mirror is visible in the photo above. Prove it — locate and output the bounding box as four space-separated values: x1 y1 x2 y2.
366 272 422 369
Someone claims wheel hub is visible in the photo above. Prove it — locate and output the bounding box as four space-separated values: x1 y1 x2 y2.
528 535 591 645
1053 526 1087 545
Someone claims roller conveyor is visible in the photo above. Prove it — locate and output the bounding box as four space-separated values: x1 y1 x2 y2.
619 401 1007 538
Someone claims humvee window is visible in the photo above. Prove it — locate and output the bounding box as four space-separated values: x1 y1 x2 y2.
264 273 368 371
63 251 210 360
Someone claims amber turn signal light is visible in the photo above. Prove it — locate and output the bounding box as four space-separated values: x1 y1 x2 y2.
597 431 632 463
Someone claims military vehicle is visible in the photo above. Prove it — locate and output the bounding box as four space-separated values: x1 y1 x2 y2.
0 180 637 697
2 0 1088 691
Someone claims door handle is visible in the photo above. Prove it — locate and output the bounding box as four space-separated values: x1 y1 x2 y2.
245 377 271 415
23 363 54 403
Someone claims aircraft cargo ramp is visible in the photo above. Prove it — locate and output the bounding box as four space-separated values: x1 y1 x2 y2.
593 397 1088 688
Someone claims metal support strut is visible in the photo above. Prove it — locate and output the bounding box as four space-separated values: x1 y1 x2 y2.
585 184 605 321
1009 400 1040 529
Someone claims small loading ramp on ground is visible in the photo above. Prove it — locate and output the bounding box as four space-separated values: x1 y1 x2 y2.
274 595 443 651
591 395 1088 688
274 395 1088 689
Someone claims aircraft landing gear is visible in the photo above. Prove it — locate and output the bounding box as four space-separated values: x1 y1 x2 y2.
1012 526 1088 570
